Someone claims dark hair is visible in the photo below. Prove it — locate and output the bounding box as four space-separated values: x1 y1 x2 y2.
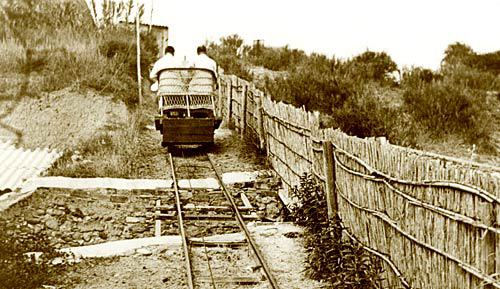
197 45 207 54
165 46 175 55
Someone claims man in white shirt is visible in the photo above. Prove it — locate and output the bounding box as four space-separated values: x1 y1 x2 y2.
150 46 180 92
193 45 218 79
149 46 178 80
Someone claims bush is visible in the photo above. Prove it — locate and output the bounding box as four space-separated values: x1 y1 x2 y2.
347 51 398 86
402 65 496 150
264 54 351 113
0 219 67 289
442 42 500 75
99 30 158 80
289 174 383 288
330 89 400 138
207 34 252 79
246 43 307 71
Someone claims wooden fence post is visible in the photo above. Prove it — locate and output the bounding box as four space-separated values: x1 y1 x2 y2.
226 77 233 125
256 91 265 150
217 77 223 118
240 83 247 138
264 93 271 158
135 13 142 105
322 141 337 219
486 206 497 289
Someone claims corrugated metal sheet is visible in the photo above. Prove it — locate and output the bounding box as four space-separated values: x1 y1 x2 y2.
0 140 61 191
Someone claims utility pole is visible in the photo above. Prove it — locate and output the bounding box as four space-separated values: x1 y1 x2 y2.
135 12 143 105
149 0 154 32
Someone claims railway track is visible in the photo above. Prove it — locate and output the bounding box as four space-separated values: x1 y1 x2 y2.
156 149 280 289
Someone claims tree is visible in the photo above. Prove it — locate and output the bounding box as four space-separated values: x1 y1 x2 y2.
207 34 251 79
442 42 475 67
349 51 398 85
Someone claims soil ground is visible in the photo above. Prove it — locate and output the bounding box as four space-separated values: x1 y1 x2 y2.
0 87 128 150
53 223 319 289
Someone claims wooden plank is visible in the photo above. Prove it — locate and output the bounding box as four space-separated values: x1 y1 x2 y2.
135 13 142 104
190 239 247 247
151 204 252 212
197 276 260 284
157 213 260 221
240 192 253 209
155 198 161 237
226 77 233 124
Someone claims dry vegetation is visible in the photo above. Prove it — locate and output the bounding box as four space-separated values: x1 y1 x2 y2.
208 35 500 165
0 0 157 107
0 1 160 287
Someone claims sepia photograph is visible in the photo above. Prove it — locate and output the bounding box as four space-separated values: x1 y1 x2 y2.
0 0 499 288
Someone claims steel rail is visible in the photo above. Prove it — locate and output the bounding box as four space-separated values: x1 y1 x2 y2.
180 149 217 289
207 153 280 289
168 153 195 289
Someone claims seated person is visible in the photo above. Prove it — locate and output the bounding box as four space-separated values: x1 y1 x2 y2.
150 46 178 92
192 45 218 80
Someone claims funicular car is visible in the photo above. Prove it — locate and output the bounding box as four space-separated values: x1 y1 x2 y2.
154 67 222 148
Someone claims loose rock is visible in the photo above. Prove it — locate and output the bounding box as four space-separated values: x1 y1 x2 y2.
126 216 145 223
26 216 41 225
265 203 280 218
136 248 152 256
45 218 59 230
83 232 92 242
130 224 147 234
70 207 85 218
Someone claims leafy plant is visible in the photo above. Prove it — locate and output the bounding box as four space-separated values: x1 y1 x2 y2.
0 219 68 289
289 174 384 288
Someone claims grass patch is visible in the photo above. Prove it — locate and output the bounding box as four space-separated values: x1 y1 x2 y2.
48 108 154 178
0 0 158 108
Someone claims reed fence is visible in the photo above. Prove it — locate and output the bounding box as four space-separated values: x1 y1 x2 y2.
219 74 500 289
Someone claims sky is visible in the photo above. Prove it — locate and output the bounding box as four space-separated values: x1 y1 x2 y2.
131 0 499 69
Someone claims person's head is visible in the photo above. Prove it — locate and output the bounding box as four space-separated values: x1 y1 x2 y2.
165 46 175 55
197 45 207 55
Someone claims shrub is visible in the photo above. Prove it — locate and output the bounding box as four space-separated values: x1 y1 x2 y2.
264 54 351 113
246 43 307 71
442 42 500 75
289 174 384 288
99 30 158 80
402 65 496 151
347 51 398 86
0 218 68 289
207 34 252 79
330 89 400 139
